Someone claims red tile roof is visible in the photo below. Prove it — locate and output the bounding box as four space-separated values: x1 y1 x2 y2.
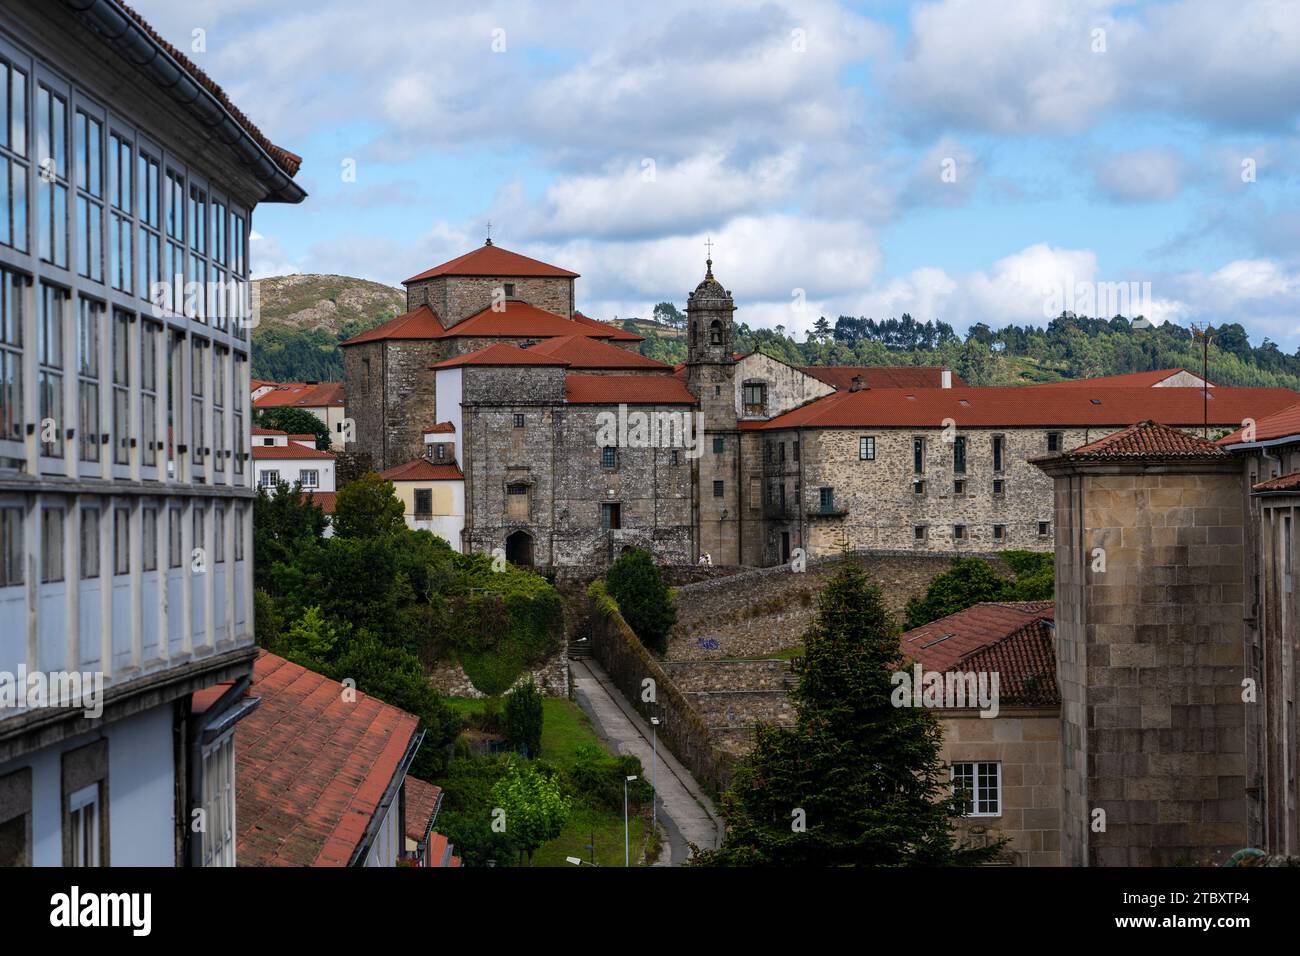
899 601 1055 674
956 618 1060 707
1219 398 1300 445
1031 367 1213 388
448 301 602 338
742 385 1298 430
573 311 643 342
526 335 672 370
339 306 445 346
431 342 568 369
564 375 697 405
405 243 578 283
1051 419 1227 461
252 427 287 436
253 381 346 408
404 777 443 845
93 2 302 181
423 422 455 434
301 490 337 514
252 443 335 461
1253 471 1300 493
235 651 420 867
801 365 965 390
380 459 464 481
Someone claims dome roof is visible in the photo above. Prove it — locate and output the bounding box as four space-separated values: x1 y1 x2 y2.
690 259 731 300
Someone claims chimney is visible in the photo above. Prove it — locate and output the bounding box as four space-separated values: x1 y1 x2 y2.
940 369 952 389
850 374 865 392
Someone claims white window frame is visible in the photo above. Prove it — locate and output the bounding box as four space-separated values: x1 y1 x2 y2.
68 782 101 867
951 761 1001 817
200 731 235 867
299 468 318 489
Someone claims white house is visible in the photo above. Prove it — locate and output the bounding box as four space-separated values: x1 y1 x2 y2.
251 380 349 448
0 0 304 866
251 428 336 494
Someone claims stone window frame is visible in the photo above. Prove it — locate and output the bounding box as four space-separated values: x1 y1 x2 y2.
953 523 967 540
600 501 621 530
741 380 766 415
1046 430 1062 453
993 524 1006 542
953 478 965 496
913 524 927 542
912 478 925 496
0 767 32 866
712 436 724 454
953 435 967 474
712 479 724 498
992 433 1005 473
601 446 617 470
858 436 875 461
670 449 679 466
61 737 109 866
992 478 1005 497
912 436 925 475
512 413 525 429
1038 520 1051 537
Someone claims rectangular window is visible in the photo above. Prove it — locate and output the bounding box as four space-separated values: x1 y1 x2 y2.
503 282 515 297
993 524 1006 542
259 469 279 489
0 269 27 442
213 505 224 564
793 439 799 462
192 505 204 562
300 469 319 489
38 283 66 458
77 298 100 462
1038 521 1051 537
74 111 102 282
913 478 925 496
414 488 432 516
993 478 1005 497
992 435 1004 473
601 446 617 470
513 413 524 428
859 436 875 461
1047 431 1062 453
742 382 765 412
79 506 98 579
669 449 678 466
712 436 724 454
914 525 927 542
108 132 131 293
600 502 621 530
0 506 22 587
141 507 157 572
951 761 1001 816
953 435 966 474
953 479 965 495
232 352 245 475
36 85 68 268
0 56 30 253
953 524 966 540
191 336 206 468
234 504 244 561
113 506 128 575
200 735 235 867
141 321 159 467
112 310 129 465
67 782 101 867
819 487 835 512
137 151 159 303
712 480 724 498
913 437 925 474
168 506 181 568
41 506 63 582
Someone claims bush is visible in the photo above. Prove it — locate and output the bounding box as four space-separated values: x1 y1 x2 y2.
904 557 1007 629
504 679 544 758
565 744 652 810
605 548 676 655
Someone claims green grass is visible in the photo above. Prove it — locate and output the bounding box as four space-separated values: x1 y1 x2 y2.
444 696 655 866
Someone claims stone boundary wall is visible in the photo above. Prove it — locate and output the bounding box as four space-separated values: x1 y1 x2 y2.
427 651 569 699
585 595 737 795
661 660 792 692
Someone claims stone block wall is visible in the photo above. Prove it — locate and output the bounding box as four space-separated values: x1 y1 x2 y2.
342 338 445 469
406 275 574 324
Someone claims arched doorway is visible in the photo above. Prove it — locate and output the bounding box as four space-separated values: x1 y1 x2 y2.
505 530 534 567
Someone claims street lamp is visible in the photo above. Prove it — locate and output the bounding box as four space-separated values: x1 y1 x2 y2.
624 774 638 867
649 717 660 834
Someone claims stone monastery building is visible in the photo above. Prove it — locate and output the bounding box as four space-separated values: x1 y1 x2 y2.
341 241 1300 569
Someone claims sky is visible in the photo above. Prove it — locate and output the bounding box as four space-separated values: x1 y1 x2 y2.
132 0 1300 347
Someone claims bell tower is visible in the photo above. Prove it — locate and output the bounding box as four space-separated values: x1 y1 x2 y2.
686 245 735 369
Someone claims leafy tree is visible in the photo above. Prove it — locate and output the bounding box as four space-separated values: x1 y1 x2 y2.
271 605 344 671
504 678 544 758
252 480 328 590
904 557 1009 629
604 547 676 655
490 759 571 865
999 550 1054 601
693 562 1002 866
254 406 332 450
331 471 406 539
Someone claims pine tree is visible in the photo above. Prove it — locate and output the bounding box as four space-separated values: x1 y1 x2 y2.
693 562 1003 866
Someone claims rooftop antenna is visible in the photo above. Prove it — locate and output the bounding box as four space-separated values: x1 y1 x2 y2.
1190 322 1216 439
485 221 493 246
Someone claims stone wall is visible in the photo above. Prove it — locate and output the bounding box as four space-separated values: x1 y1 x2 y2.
406 275 574 325
426 651 569 699
342 337 445 469
1051 463 1250 866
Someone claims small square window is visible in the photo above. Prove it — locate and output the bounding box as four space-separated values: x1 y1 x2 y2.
1038 521 1051 537
993 479 1005 496
713 436 724 454
714 385 721 397
1047 431 1062 453
953 479 965 495
513 413 525 429
913 479 926 496
670 450 679 466
993 524 1005 542
952 761 1001 816
503 282 515 297
913 525 927 541
953 524 966 540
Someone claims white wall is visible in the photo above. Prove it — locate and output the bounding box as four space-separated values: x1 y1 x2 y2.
254 458 336 492
434 368 464 463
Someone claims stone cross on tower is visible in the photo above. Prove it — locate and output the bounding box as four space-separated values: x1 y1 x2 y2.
485 221 493 246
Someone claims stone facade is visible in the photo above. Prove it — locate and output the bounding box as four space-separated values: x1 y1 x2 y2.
406 274 575 324
343 337 444 468
1040 456 1250 866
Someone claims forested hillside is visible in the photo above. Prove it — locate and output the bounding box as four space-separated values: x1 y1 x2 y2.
249 276 1300 391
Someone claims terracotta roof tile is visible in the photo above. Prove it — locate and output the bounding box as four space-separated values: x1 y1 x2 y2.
380 459 464 481
252 427 287 436
253 381 346 407
447 301 604 338
405 243 578 283
1220 398 1300 445
743 385 1297 431
955 618 1060 707
339 306 445 346
899 601 1055 674
423 422 455 434
252 443 335 461
431 343 568 369
1253 471 1300 492
565 375 696 405
800 365 964 390
526 335 671 370
235 651 420 867
404 778 443 844
1051 419 1227 460
301 490 337 514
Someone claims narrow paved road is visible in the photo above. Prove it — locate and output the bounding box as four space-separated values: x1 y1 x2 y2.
570 658 722 865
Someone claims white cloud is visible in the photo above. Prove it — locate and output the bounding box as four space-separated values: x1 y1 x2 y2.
1093 147 1188 202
